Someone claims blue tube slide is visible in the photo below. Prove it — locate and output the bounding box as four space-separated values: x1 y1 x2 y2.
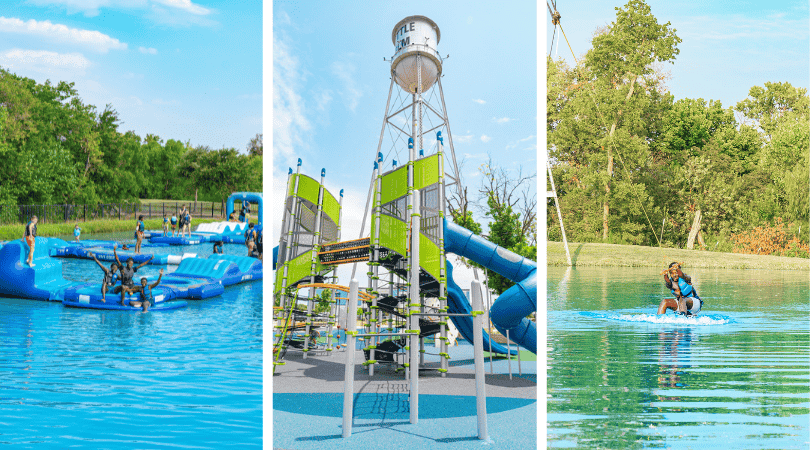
226 192 263 225
446 262 517 355
443 218 537 354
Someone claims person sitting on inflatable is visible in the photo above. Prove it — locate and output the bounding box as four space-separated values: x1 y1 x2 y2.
657 262 702 316
89 252 118 303
129 269 164 313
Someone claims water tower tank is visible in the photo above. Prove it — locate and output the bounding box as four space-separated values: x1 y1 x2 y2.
391 15 442 94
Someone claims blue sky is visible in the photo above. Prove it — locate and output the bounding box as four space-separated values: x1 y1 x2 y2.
272 0 538 288
546 0 810 109
0 0 261 150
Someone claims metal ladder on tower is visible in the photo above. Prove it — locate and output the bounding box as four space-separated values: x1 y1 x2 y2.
547 155 572 266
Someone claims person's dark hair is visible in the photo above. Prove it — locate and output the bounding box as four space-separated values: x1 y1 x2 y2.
668 262 679 268
249 223 254 228
138 215 144 221
111 263 118 270
215 241 223 246
141 277 147 283
127 257 134 263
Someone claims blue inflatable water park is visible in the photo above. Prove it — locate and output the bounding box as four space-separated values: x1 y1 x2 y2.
0 193 263 312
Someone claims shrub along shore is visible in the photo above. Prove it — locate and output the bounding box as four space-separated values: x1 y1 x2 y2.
548 241 809 271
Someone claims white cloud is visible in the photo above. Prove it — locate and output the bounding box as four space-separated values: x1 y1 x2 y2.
455 134 474 143
152 0 210 15
493 117 513 124
331 60 362 112
480 135 491 143
314 89 333 112
0 17 127 53
26 0 146 17
472 98 486 104
138 46 158 54
519 135 536 142
273 29 311 168
0 49 90 77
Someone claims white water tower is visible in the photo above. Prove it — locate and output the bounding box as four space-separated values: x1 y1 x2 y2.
390 16 442 94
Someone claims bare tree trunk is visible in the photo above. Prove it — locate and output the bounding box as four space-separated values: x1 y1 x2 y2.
687 209 702 250
602 75 636 241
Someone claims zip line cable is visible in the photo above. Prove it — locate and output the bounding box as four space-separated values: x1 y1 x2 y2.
549 8 662 247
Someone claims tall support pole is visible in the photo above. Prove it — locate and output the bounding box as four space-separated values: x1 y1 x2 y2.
484 269 494 374
342 279 359 438
326 189 344 355
436 78 463 194
351 76 394 281
471 280 489 441
304 168 327 359
369 155 383 376
437 131 448 377
409 189 421 425
547 159 572 266
280 160 303 311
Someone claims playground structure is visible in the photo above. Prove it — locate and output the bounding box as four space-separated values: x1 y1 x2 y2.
272 16 536 440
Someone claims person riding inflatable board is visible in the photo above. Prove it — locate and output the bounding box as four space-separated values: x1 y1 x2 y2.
657 262 703 316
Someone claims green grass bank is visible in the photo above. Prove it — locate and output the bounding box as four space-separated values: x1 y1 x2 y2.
0 218 225 241
548 241 809 271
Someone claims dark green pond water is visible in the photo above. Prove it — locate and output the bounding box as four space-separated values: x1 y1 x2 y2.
547 266 809 449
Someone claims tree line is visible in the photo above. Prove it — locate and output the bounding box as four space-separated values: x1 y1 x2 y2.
547 0 809 256
0 67 262 207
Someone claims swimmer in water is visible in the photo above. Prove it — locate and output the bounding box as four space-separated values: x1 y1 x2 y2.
657 262 703 316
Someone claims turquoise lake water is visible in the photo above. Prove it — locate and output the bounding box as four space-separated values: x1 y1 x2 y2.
547 266 809 449
0 235 262 449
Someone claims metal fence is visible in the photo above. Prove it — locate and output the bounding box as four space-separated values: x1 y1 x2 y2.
5 201 230 225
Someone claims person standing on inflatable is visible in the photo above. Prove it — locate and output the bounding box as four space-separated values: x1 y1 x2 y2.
23 215 38 267
170 213 178 236
239 201 250 223
134 215 145 254
657 262 703 316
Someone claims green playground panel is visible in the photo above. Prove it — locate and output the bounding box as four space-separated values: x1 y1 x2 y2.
322 188 340 224
380 166 408 205
414 154 439 191
419 233 441 281
294 174 321 206
275 250 326 293
378 214 407 257
378 154 440 205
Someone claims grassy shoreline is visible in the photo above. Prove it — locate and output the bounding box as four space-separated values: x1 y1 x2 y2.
548 241 809 271
0 218 225 241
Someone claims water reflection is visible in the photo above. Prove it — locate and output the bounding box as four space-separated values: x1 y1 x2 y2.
548 266 810 448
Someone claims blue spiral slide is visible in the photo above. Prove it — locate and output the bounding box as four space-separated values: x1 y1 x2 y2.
443 218 537 354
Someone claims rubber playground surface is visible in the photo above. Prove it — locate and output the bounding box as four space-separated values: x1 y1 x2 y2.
273 339 537 449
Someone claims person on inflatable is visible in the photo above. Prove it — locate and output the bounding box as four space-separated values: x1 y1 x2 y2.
245 223 257 256
129 269 164 313
213 240 224 254
239 201 251 223
170 213 178 236
657 262 702 316
74 224 82 241
134 215 146 254
112 246 154 305
89 252 119 303
162 215 169 237
23 215 38 267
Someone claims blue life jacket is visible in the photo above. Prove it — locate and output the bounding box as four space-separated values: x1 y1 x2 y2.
671 277 694 297
140 285 154 303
